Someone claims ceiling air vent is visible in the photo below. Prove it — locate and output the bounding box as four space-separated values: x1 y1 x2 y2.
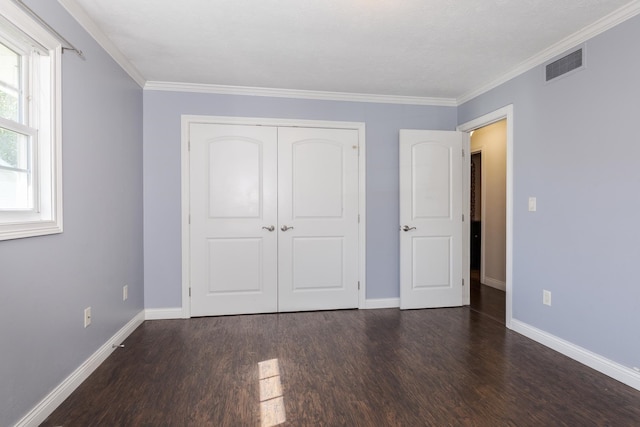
546 48 583 82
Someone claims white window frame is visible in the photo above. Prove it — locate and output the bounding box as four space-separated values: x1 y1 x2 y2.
0 2 62 240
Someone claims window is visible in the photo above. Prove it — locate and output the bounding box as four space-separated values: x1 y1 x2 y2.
0 4 62 240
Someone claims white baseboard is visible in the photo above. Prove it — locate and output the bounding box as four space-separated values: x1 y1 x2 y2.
14 311 145 427
147 303 404 316
483 276 506 291
511 319 640 391
145 307 184 320
363 298 400 309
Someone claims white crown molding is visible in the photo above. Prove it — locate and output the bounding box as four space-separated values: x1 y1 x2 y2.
58 0 640 107
457 0 640 105
144 81 457 107
56 0 146 87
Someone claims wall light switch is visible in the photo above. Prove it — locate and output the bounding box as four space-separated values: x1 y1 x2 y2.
528 197 537 212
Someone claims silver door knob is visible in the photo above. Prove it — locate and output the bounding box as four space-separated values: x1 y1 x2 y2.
262 225 275 232
280 225 294 232
401 225 416 232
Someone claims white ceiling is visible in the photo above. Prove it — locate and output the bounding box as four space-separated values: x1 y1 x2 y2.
67 0 634 100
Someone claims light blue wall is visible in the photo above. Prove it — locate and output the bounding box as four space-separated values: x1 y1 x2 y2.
0 1 144 426
143 92 457 307
458 15 640 370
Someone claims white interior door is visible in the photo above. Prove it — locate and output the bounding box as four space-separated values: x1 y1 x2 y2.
399 129 466 309
190 124 278 316
277 127 360 312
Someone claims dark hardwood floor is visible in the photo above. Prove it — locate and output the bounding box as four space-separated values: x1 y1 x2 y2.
469 269 506 324
42 308 640 426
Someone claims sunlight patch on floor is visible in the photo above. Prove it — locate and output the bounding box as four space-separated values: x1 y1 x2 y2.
258 359 286 427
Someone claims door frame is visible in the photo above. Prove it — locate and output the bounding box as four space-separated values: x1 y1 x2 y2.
180 115 367 318
457 105 513 329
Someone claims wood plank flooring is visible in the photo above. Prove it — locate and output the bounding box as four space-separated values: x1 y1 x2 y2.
42 308 640 426
469 270 506 324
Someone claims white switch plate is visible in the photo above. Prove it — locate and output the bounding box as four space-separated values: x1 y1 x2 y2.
123 285 128 301
84 307 92 327
528 197 537 212
543 290 551 306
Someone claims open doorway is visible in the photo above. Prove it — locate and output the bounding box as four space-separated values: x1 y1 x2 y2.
459 105 513 328
468 120 506 323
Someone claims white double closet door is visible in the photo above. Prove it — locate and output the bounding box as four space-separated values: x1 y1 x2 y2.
189 123 359 316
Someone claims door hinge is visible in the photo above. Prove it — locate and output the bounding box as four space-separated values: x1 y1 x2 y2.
188 139 191 151
358 281 360 290
462 279 465 287
189 287 192 297
462 148 465 158
462 214 464 222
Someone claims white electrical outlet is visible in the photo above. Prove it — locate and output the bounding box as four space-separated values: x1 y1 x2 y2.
123 285 128 301
84 307 92 327
528 197 537 212
543 290 551 306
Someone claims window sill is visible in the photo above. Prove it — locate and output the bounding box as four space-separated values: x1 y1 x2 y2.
0 219 63 241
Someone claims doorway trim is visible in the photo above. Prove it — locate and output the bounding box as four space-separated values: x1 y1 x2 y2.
457 105 513 329
180 115 367 318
